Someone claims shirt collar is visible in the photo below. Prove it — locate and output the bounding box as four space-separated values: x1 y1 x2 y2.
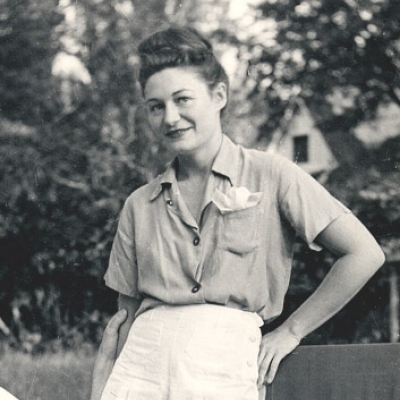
148 134 239 201
149 160 177 201
211 134 239 186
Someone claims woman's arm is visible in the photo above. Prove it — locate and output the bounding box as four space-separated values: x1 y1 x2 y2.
257 213 385 387
90 295 141 400
90 309 127 400
117 294 141 356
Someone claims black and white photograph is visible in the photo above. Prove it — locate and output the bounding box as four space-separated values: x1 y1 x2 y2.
0 0 399 399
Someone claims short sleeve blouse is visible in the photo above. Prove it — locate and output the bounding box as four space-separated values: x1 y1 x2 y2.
104 135 349 320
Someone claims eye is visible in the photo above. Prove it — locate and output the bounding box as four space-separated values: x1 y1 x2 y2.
147 103 164 115
176 96 192 106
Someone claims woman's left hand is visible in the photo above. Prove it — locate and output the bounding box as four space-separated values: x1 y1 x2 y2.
257 327 300 388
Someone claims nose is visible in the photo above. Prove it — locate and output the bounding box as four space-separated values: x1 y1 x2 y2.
164 101 180 126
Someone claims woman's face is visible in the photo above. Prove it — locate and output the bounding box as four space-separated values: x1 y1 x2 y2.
144 67 227 154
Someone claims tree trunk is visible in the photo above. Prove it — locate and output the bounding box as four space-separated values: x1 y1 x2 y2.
389 264 399 343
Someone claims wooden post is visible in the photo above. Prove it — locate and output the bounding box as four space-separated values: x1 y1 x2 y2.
390 263 399 343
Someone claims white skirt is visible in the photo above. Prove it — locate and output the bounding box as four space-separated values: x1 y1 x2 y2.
101 304 264 400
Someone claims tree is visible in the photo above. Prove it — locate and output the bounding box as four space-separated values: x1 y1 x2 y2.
0 0 64 124
235 0 400 343
236 0 400 136
0 0 64 349
0 0 173 351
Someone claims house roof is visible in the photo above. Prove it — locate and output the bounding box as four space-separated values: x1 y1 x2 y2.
317 119 370 169
268 98 372 174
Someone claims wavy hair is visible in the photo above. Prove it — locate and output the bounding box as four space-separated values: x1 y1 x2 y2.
138 27 229 98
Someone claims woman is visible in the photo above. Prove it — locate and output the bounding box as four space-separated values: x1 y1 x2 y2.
98 27 384 400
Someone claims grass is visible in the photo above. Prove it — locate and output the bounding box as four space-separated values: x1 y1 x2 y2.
0 350 95 400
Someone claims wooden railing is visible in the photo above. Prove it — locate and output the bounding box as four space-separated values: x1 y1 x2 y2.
266 343 400 400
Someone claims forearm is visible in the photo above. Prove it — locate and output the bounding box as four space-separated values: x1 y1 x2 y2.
281 251 384 340
91 354 117 400
90 297 141 400
117 295 141 356
258 214 384 385
116 313 134 356
90 309 128 400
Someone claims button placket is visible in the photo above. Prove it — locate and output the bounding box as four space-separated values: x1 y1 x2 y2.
191 228 203 296
245 333 260 375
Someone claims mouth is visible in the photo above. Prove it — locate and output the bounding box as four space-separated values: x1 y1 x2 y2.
165 127 192 139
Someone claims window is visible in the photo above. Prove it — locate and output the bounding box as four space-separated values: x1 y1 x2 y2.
293 135 309 163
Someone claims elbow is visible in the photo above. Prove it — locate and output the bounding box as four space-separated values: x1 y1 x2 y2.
368 243 386 272
352 242 385 275
376 246 386 269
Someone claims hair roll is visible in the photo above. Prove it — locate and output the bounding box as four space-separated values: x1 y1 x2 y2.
138 27 229 96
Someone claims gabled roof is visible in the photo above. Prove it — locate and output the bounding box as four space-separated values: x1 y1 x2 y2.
268 98 371 174
317 117 371 169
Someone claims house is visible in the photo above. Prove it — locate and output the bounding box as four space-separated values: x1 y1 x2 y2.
268 98 338 174
268 98 400 342
266 98 370 177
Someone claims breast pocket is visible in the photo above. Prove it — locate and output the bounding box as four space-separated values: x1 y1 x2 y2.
219 203 261 255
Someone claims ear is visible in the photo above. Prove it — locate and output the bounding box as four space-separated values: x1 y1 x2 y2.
211 82 228 111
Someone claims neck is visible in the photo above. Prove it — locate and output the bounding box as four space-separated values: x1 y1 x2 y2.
177 132 223 180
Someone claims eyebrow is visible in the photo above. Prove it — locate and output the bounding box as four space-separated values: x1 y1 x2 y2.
145 89 194 104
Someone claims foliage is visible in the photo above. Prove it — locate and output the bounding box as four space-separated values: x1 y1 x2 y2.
0 0 64 124
0 0 171 352
0 0 398 352
232 0 400 136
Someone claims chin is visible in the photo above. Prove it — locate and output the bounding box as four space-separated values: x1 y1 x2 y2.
169 143 194 154
164 137 193 151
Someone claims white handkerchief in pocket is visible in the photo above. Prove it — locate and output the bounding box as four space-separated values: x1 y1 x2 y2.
212 186 263 214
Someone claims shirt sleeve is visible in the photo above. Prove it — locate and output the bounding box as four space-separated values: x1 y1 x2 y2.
104 196 140 297
274 155 351 251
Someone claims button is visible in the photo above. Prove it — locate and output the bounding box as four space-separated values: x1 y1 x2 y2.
249 336 257 343
166 199 173 206
247 360 253 367
193 237 200 246
191 284 201 293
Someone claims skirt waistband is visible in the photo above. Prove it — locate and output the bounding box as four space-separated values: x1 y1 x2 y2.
140 303 264 329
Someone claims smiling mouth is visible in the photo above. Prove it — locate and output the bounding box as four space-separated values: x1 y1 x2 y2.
165 127 192 138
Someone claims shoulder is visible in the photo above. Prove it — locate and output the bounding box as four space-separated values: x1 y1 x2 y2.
237 143 294 169
122 175 163 210
237 145 297 183
259 150 315 185
238 146 326 202
126 181 152 201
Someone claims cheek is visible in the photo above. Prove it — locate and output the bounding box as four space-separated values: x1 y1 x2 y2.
147 114 163 132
